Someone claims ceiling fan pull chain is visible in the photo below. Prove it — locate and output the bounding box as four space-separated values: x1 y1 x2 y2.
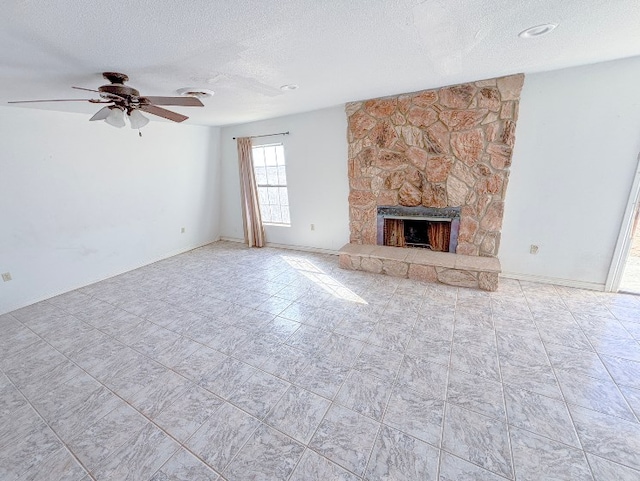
138 130 142 137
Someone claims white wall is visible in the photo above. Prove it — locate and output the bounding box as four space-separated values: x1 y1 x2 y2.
501 56 640 288
0 106 221 314
220 106 349 252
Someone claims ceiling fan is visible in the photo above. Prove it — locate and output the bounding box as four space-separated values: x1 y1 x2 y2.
7 72 204 131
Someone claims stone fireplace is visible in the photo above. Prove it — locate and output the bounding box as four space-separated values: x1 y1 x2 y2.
346 73 523 258
377 206 460 252
340 74 524 290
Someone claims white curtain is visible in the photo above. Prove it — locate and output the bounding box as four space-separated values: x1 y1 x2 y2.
236 137 265 247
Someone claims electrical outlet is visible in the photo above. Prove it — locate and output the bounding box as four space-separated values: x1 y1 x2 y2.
1 272 12 282
181 227 186 234
530 245 539 255
310 224 315 231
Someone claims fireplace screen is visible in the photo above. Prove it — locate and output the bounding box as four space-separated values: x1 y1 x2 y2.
377 206 460 253
383 218 451 251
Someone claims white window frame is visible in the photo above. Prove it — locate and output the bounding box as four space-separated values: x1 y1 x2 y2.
252 142 291 227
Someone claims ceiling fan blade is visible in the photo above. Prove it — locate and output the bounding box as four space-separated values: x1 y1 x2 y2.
141 96 204 107
89 106 113 121
72 86 101 93
73 86 126 103
139 104 188 123
8 98 95 103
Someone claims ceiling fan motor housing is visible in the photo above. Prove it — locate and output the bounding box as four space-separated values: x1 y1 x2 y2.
102 72 129 84
99 84 141 99
99 72 141 105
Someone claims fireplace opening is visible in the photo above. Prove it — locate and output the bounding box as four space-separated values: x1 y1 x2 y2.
405 220 429 247
377 206 460 253
383 218 452 251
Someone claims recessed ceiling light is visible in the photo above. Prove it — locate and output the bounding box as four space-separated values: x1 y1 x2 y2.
176 87 215 98
518 24 557 38
280 84 299 91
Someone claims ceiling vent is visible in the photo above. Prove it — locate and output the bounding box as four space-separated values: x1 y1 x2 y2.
518 24 557 38
177 87 215 98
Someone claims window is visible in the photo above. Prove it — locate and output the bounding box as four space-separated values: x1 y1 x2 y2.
252 143 291 225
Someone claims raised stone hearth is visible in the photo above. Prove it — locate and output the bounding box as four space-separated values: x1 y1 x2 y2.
339 243 501 291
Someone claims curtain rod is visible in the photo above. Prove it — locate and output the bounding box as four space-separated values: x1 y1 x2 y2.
233 131 290 140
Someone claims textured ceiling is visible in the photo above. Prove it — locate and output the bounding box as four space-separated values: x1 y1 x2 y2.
2 0 640 126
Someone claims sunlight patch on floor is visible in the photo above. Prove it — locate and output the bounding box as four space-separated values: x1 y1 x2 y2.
281 255 368 304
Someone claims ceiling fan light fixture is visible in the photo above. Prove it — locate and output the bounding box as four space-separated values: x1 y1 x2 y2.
128 109 150 129
104 106 126 128
89 106 112 121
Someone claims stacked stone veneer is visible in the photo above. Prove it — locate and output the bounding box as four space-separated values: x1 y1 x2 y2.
347 74 524 257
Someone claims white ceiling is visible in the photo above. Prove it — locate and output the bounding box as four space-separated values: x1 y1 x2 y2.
2 0 640 127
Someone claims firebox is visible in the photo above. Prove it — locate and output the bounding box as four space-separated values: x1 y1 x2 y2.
376 206 460 253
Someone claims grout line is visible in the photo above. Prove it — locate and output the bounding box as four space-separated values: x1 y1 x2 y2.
520 285 589 457
434 285 460 480
360 351 404 475
492 281 519 480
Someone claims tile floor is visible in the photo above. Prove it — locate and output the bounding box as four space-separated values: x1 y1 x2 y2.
1 241 640 480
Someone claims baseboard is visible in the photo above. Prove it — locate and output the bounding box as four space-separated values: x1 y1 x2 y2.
218 236 339 256
500 272 605 292
265 242 339 256
219 236 245 243
1 238 220 315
